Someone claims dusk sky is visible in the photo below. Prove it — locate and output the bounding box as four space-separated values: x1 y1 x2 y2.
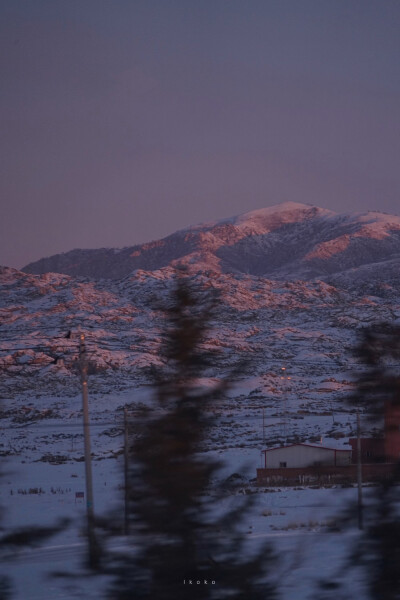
1 0 399 269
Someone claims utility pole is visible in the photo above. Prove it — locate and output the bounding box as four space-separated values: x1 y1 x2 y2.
356 408 363 530
124 408 130 535
262 408 265 445
79 333 100 568
281 367 289 443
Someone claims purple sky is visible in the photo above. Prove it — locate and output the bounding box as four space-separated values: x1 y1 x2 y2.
1 0 399 269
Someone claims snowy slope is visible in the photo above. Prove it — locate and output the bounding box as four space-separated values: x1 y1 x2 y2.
22 202 400 284
3 199 400 398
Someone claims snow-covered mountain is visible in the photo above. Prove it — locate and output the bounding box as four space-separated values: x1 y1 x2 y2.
1 202 399 393
1 201 400 449
22 202 400 285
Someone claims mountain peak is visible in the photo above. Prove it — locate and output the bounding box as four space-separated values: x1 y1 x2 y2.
21 203 400 282
187 202 334 231
232 202 334 231
238 201 332 218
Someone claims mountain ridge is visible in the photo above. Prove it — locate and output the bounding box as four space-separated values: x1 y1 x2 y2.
21 202 400 283
2 201 400 397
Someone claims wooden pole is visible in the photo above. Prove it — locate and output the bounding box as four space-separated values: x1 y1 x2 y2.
357 409 363 530
262 408 265 445
124 408 130 535
80 333 100 568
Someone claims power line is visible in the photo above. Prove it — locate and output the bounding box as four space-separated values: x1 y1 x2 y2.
2 333 400 371
2 357 399 370
0 422 125 430
0 406 366 431
0 339 395 365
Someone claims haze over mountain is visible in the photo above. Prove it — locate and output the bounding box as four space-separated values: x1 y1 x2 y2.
22 203 400 285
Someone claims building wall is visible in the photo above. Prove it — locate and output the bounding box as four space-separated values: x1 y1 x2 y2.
335 449 353 466
257 463 397 485
349 438 385 463
385 401 400 462
348 402 400 464
263 445 352 469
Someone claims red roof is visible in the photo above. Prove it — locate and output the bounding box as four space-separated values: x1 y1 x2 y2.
261 443 351 454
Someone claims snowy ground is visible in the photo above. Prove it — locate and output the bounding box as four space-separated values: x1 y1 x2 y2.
1 460 370 599
0 386 373 599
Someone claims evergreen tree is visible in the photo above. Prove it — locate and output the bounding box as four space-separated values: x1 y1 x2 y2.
0 513 68 598
106 275 277 599
350 322 400 421
349 323 400 600
311 324 400 600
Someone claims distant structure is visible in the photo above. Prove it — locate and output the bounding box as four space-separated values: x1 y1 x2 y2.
261 443 351 469
385 400 400 461
257 443 355 485
349 401 400 464
257 402 400 485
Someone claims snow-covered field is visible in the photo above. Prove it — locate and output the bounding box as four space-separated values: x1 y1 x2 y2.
1 447 371 599
0 386 373 600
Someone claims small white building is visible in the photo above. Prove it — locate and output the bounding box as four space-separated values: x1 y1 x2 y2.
261 443 352 469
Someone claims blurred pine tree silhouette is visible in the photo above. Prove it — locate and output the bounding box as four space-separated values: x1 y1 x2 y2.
106 274 277 599
350 324 400 600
